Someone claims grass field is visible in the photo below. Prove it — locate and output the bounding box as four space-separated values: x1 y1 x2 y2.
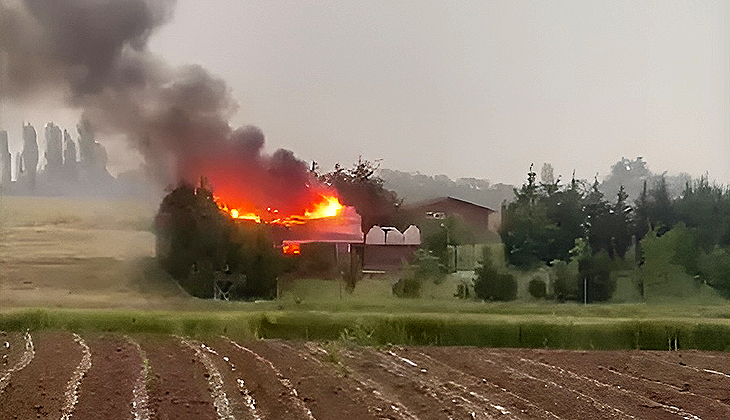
1 194 729 351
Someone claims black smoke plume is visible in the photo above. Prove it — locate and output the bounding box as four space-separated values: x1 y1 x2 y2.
0 0 320 212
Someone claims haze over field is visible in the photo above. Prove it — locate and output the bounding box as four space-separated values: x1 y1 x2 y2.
1 0 728 187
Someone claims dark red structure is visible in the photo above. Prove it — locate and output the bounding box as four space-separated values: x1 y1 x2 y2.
403 196 495 241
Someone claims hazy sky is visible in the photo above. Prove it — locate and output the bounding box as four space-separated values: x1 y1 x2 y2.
3 0 729 185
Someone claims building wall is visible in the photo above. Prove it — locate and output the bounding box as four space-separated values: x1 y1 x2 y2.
361 244 420 272
406 197 494 237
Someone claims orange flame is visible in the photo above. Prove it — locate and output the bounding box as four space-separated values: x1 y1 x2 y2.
214 193 343 227
282 242 301 255
229 209 262 223
305 194 343 219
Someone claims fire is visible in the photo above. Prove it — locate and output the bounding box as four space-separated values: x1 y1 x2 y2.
282 242 301 255
302 194 341 218
211 190 362 256
229 209 261 223
305 194 344 219
214 193 343 227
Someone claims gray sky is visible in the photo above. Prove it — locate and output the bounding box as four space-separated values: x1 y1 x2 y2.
3 0 729 185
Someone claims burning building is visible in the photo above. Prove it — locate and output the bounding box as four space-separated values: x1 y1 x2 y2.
155 178 367 298
215 189 365 254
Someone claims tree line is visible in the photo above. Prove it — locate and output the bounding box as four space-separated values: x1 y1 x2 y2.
497 163 730 301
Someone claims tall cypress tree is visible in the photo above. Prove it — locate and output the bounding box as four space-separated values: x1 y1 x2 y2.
611 185 633 258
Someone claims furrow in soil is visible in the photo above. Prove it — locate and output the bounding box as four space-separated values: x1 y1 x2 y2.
0 330 35 393
0 331 80 420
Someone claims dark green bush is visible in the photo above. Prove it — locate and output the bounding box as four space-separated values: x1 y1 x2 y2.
528 277 547 299
578 252 617 302
412 249 447 284
155 182 282 300
553 260 579 301
392 275 422 298
700 247 730 298
474 248 518 301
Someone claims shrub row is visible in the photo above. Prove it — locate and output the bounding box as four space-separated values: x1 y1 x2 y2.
2 309 728 351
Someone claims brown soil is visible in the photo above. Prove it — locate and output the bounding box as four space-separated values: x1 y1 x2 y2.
208 337 313 420
334 344 478 420
422 346 730 420
243 340 378 420
0 331 81 420
3 334 729 419
180 337 258 420
136 334 218 420
499 348 730 419
358 345 558 419
287 341 414 420
72 334 141 420
0 331 25 372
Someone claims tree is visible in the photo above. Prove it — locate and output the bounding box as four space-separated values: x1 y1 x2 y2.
155 180 282 299
611 185 633 259
319 157 401 232
542 178 585 262
540 163 558 194
392 249 445 298
674 177 730 252
474 248 517 301
584 177 613 256
528 277 547 299
600 156 651 200
553 259 579 301
501 165 590 268
499 165 552 268
647 176 674 235
577 252 616 302
633 180 650 264
699 248 730 298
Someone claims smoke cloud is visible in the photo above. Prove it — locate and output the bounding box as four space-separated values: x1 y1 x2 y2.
0 0 322 212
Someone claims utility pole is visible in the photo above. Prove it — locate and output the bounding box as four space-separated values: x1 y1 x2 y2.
583 277 587 305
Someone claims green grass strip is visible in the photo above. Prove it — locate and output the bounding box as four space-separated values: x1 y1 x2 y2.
1 308 728 351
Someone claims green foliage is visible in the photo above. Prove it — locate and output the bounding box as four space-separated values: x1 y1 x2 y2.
500 165 633 269
699 248 730 298
412 249 447 283
155 182 282 300
637 228 727 302
633 180 650 260
611 186 633 258
578 252 617 302
420 216 476 266
665 224 702 276
500 160 730 303
499 165 556 268
318 157 401 232
584 180 633 259
226 223 282 299
474 248 518 301
155 182 229 282
647 176 675 235
552 260 579 301
392 249 446 298
675 176 730 251
528 277 547 299
341 252 363 293
392 275 422 298
4 308 730 351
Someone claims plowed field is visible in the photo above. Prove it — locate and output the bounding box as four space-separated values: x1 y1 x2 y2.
1 331 729 420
